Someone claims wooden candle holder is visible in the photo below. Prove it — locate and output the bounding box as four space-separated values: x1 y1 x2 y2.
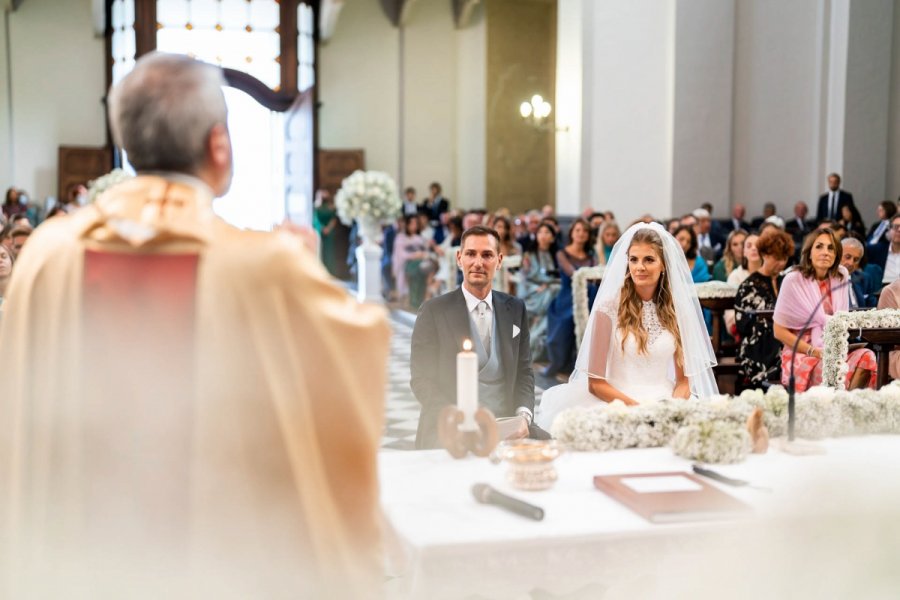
437 406 499 458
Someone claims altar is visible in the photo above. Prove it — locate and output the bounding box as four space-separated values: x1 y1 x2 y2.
380 438 900 599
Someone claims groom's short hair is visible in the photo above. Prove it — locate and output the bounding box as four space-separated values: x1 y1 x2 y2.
460 225 500 252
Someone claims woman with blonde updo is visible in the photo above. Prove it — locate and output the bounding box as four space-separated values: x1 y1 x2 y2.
537 223 717 429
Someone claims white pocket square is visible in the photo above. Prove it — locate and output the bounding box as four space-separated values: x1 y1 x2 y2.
513 325 520 338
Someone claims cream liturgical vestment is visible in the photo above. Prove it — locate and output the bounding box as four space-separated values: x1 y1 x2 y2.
0 176 389 598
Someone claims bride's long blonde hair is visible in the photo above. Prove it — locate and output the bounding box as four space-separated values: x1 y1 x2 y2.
618 228 683 369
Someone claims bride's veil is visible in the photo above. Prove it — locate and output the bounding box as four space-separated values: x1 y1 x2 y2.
571 221 718 398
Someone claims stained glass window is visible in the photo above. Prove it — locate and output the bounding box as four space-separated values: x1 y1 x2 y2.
110 0 137 85
156 0 282 90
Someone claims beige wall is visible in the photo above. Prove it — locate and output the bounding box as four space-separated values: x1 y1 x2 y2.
318 0 489 210
731 0 822 220
318 0 400 179
887 0 900 201
401 0 457 204
0 10 10 191
4 0 107 203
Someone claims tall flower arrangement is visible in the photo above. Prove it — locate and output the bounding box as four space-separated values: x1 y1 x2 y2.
334 170 401 226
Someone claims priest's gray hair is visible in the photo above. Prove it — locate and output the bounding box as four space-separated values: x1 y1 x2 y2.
108 52 227 173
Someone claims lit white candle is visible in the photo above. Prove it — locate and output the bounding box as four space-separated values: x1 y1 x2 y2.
457 339 479 431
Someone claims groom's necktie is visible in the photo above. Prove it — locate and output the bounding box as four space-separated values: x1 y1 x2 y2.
476 301 491 356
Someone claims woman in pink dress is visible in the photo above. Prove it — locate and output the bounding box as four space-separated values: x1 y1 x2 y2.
773 227 876 391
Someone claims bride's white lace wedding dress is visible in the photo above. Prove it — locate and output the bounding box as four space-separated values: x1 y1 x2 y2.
536 300 676 430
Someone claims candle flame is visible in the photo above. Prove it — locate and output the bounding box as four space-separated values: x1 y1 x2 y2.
463 339 473 352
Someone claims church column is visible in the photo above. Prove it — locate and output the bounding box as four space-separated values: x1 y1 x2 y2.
834 0 894 207
554 0 582 217
669 0 736 219
578 0 675 223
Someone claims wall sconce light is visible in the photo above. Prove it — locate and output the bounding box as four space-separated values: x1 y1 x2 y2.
519 94 567 132
520 94 551 124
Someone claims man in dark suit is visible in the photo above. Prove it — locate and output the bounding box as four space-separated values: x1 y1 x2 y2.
692 208 724 264
750 202 777 230
785 201 814 245
410 225 547 449
719 203 750 234
816 172 855 223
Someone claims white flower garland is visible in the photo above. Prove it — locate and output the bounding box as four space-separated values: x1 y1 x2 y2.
694 281 737 299
670 421 751 464
88 168 133 204
821 309 900 389
572 265 605 349
334 170 401 226
549 383 900 458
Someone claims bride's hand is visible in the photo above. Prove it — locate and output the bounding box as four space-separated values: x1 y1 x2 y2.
672 380 691 399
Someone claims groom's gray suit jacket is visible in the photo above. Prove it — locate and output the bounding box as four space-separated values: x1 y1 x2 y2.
410 287 535 449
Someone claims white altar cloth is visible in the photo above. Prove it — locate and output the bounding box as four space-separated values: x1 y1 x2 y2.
379 437 900 599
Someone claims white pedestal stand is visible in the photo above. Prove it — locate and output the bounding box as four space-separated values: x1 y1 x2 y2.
356 216 384 304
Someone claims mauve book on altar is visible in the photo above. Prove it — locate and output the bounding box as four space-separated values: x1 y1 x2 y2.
593 471 752 524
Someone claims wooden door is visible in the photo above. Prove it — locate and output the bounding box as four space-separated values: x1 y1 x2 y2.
58 146 112 202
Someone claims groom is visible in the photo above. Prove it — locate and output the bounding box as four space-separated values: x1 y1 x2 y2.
410 225 549 449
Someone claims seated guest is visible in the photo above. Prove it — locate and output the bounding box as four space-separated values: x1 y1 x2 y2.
519 222 561 361
879 214 900 285
2 187 27 221
751 202 777 230
773 228 877 391
392 214 436 309
674 225 711 283
674 224 712 332
840 237 874 308
868 201 896 243
785 201 813 245
725 234 762 335
867 201 897 272
712 228 748 282
595 220 620 265
517 210 541 253
692 208 724 265
876 279 900 380
728 233 761 286
8 224 31 259
735 229 794 386
838 204 866 238
410 226 549 448
720 203 750 234
492 215 521 258
491 215 522 293
544 218 597 378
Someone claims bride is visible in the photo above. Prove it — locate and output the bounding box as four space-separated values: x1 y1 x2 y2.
536 222 717 430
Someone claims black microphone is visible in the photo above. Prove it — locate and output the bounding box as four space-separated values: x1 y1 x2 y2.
787 279 851 441
471 483 544 521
